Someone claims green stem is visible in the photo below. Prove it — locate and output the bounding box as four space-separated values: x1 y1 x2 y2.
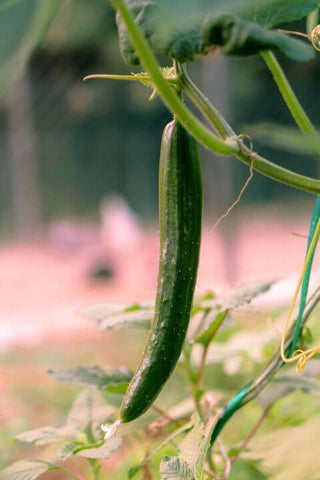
89 460 101 480
261 50 320 354
261 51 319 140
177 63 320 193
111 0 238 156
210 286 320 446
290 197 320 354
183 344 204 420
111 1 320 193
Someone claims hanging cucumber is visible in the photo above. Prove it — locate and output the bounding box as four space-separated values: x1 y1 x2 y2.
120 119 203 423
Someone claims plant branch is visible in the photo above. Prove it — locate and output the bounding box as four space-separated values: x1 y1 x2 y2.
231 405 272 463
210 286 320 446
197 311 228 391
111 0 320 194
261 51 319 141
111 0 238 156
176 63 320 194
217 437 231 478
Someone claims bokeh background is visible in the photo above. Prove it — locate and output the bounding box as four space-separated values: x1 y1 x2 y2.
1 1 320 476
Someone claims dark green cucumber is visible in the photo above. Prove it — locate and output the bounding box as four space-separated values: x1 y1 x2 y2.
120 120 202 423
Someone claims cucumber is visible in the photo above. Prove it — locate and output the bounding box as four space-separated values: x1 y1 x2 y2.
120 120 203 423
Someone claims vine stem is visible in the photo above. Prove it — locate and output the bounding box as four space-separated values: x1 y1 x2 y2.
230 405 272 463
196 311 228 391
176 63 320 193
261 49 320 359
209 284 320 447
261 51 319 141
111 0 237 155
111 0 320 194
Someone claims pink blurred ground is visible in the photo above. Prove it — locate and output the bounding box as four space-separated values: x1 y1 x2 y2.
1 208 319 350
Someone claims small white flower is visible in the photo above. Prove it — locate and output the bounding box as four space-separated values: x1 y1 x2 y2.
101 420 121 440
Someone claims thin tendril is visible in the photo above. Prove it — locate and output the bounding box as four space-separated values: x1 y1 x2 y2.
280 219 320 372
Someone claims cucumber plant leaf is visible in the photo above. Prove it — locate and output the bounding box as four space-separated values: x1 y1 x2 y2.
160 413 217 479
115 0 314 64
160 456 193 480
47 365 133 391
246 0 320 28
193 280 275 342
0 460 55 480
202 14 314 60
16 390 114 447
59 435 122 460
78 302 153 330
16 425 75 446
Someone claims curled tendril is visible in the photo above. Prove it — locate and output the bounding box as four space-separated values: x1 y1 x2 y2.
311 25 320 52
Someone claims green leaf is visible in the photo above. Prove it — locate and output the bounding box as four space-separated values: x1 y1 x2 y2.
16 425 74 446
0 460 55 480
194 280 275 341
16 389 114 448
195 310 228 346
203 14 314 60
115 0 314 63
66 389 114 435
181 413 217 479
75 435 122 459
247 0 320 28
59 436 122 460
79 302 153 330
128 422 193 477
160 456 193 480
47 365 132 390
159 413 217 480
0 0 63 94
58 443 82 461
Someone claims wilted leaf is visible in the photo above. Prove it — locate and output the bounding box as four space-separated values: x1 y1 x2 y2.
0 460 55 480
160 456 193 480
47 365 132 390
79 302 153 330
244 415 320 480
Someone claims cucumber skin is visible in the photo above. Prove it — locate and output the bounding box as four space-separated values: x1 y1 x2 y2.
120 120 203 423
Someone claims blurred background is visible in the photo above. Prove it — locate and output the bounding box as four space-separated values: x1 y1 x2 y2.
1 0 320 474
